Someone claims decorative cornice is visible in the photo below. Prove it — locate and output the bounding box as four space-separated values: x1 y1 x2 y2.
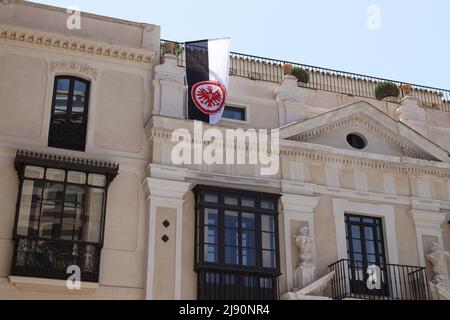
14 150 119 184
0 24 155 65
49 60 98 79
289 114 433 161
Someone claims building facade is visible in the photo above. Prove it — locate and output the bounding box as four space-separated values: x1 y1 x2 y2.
0 0 449 300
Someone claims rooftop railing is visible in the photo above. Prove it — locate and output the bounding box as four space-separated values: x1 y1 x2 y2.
161 40 450 112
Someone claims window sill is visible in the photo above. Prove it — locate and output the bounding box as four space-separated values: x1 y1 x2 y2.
9 276 99 295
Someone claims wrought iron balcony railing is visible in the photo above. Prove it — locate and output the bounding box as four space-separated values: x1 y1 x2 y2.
161 40 450 112
11 235 101 283
328 259 429 300
197 268 279 300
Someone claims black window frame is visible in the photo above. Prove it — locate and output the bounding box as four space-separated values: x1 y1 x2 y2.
10 150 119 282
193 185 281 274
48 76 91 152
222 106 246 121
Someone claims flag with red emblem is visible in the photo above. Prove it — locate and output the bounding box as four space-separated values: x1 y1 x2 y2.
185 38 230 124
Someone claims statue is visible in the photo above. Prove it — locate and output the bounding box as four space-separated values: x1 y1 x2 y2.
293 226 315 289
426 241 449 282
294 227 314 266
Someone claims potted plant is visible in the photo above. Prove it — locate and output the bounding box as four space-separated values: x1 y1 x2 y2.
291 67 310 84
282 64 293 76
374 82 400 100
162 42 184 57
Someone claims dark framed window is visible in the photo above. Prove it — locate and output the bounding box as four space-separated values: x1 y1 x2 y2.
194 185 280 300
48 76 90 151
222 106 246 121
10 150 118 282
345 214 388 296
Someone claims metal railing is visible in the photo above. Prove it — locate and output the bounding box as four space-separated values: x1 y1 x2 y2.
11 235 101 282
197 268 278 300
161 40 450 112
328 259 429 300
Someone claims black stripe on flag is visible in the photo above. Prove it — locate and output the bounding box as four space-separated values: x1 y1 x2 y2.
185 40 210 123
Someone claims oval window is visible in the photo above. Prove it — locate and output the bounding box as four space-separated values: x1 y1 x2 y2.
346 133 367 150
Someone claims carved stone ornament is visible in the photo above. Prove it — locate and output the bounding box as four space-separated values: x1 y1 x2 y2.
49 61 98 80
294 227 314 267
426 241 450 282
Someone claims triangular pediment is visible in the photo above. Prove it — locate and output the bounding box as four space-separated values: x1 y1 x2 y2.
280 101 450 162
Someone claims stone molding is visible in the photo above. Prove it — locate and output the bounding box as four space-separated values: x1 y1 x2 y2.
0 24 156 65
49 60 98 79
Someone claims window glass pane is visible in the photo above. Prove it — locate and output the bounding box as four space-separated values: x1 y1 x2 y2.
364 227 374 240
57 78 70 92
225 246 239 265
223 107 245 121
204 208 218 226
224 195 238 206
67 171 86 184
24 166 44 179
225 228 238 246
352 239 362 253
349 216 361 222
40 182 64 238
204 226 218 244
261 215 274 232
262 232 275 250
353 253 363 262
241 213 255 229
87 174 106 187
225 211 238 228
62 185 85 241
262 250 276 268
363 218 375 224
366 241 375 254
85 188 105 243
261 199 275 210
244 276 256 287
241 197 255 207
204 192 218 203
204 244 218 263
351 225 360 239
46 168 65 182
241 230 255 248
242 248 256 266
74 80 86 96
17 180 42 236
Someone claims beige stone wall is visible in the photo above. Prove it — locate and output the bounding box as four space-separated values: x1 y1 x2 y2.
0 1 158 299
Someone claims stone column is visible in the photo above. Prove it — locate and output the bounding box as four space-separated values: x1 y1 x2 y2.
152 53 187 118
281 192 319 291
143 177 191 300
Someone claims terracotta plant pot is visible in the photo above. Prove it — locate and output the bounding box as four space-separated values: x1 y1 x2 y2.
163 42 176 55
401 84 412 95
283 64 293 76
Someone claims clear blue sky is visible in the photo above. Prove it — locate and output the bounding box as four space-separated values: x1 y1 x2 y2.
32 0 450 89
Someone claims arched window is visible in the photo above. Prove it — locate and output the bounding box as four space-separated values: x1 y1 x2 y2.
48 76 90 151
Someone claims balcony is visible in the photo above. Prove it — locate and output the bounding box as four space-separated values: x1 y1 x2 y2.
197 268 278 300
161 40 450 112
10 235 101 283
328 259 429 300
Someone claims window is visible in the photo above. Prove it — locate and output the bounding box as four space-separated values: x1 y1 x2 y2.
345 214 388 296
194 185 280 300
222 106 246 121
11 150 118 282
48 76 90 151
346 133 367 150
